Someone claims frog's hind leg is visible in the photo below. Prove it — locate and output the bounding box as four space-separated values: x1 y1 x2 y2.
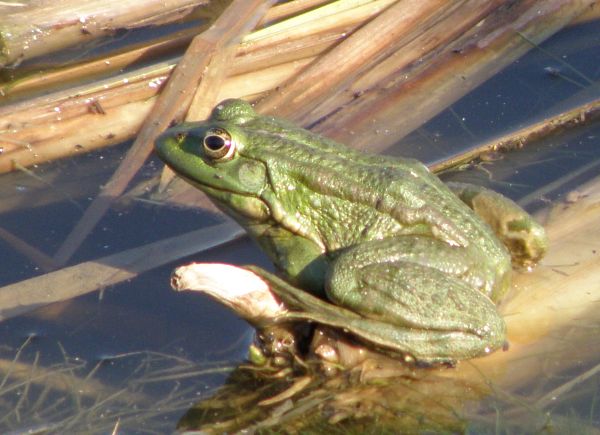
326 237 506 364
446 181 548 266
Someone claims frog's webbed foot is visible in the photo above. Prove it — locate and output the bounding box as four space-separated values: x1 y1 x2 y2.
446 182 548 266
326 237 506 364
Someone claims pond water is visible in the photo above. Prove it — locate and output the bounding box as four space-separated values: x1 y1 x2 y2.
0 19 598 434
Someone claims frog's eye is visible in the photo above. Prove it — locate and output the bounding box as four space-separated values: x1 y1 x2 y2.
203 128 236 161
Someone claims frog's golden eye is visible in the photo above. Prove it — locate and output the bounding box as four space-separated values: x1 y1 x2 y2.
203 128 236 161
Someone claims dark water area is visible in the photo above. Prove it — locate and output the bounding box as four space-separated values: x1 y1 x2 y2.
397 20 600 164
0 18 598 434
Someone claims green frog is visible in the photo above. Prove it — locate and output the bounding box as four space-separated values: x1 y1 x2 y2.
155 99 547 365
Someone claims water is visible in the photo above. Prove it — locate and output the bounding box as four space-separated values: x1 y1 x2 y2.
0 18 599 434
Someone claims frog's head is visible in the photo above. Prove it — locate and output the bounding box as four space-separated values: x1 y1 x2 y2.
157 99 353 290
155 99 272 225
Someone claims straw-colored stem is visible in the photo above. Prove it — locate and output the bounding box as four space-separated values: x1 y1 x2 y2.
255 0 484 120
313 0 596 151
0 55 318 174
0 221 243 321
0 0 208 67
51 0 274 266
0 1 392 173
259 0 333 25
0 26 199 102
429 96 600 173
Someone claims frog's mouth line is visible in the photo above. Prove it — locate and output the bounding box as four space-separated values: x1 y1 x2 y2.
176 172 261 201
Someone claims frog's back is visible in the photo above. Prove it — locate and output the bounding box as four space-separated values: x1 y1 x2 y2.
241 113 508 259
360 156 509 253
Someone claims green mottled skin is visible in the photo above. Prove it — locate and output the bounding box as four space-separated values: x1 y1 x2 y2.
155 99 547 364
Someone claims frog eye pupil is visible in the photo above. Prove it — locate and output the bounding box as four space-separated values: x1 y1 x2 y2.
204 135 227 151
203 128 236 160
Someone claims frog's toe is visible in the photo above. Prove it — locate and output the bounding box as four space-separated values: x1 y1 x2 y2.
502 216 548 266
446 181 548 266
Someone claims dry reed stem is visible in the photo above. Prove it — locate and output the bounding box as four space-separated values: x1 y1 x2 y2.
0 221 244 321
313 0 597 150
449 173 600 392
255 0 483 120
429 96 600 173
3 0 586 176
0 1 391 173
51 0 274 265
297 0 507 126
0 0 208 67
2 0 588 177
0 27 199 101
573 1 600 22
0 56 314 174
0 0 383 101
260 0 332 25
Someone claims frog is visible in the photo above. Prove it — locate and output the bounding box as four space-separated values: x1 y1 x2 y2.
155 99 547 366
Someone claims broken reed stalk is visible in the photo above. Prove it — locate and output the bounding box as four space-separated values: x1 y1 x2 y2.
311 0 597 150
0 0 390 173
0 0 334 100
51 0 275 265
1 0 593 174
255 0 505 121
0 0 209 67
0 0 391 99
258 0 333 25
0 26 199 102
0 221 244 321
428 97 600 173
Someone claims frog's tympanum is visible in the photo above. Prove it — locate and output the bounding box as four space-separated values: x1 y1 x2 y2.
155 99 547 366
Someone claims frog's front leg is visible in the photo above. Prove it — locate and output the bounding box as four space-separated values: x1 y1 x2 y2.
446 182 548 266
326 236 506 364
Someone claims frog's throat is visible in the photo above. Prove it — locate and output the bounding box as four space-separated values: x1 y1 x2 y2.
182 176 326 253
